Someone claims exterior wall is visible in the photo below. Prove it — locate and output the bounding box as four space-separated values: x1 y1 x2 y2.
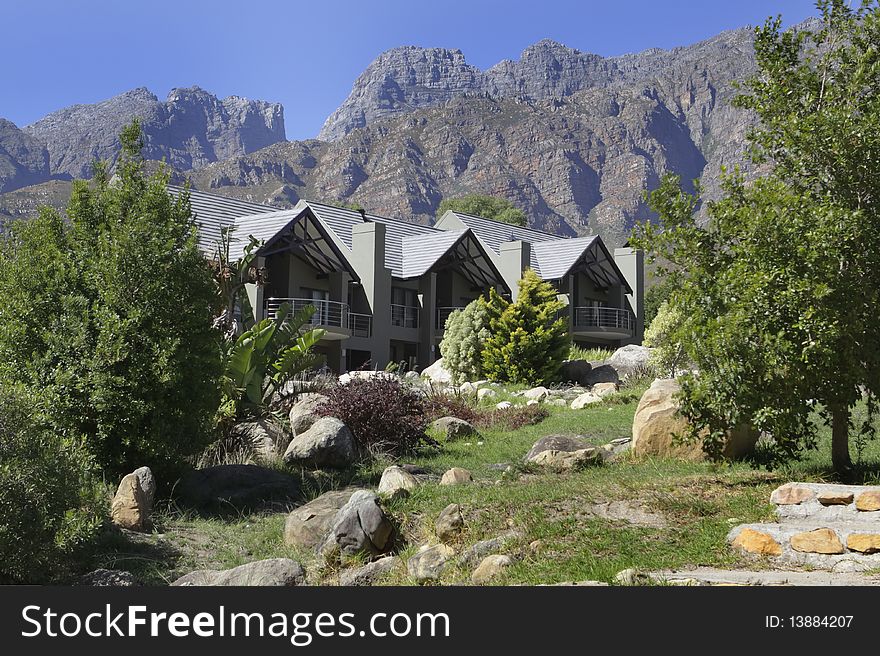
613 247 645 344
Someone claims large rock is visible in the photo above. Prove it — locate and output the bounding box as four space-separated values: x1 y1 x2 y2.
581 364 620 387
110 469 153 532
524 434 605 469
284 489 359 549
632 379 758 461
471 554 512 584
570 392 602 409
172 558 306 586
435 503 465 542
440 467 473 485
606 344 653 379
430 416 478 441
523 386 550 401
339 556 402 586
283 417 357 468
407 544 455 583
421 358 453 385
318 491 394 561
288 393 329 434
176 464 301 509
230 418 289 460
377 466 419 499
560 360 592 385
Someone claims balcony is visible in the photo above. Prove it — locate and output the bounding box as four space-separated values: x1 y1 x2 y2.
572 306 635 339
435 306 465 332
348 312 372 338
391 304 419 329
265 297 351 341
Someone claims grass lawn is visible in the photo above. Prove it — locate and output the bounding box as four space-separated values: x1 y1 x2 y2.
77 386 880 586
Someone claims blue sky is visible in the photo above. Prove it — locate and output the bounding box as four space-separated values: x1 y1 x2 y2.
2 0 818 140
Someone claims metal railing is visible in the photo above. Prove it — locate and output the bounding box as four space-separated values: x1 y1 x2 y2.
265 297 349 329
573 306 635 333
348 312 372 338
435 306 465 331
391 304 419 329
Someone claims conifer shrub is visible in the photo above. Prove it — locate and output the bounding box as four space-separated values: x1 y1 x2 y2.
440 298 491 385
482 270 568 385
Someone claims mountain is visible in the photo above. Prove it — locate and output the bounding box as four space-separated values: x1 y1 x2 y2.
0 119 50 193
2 21 815 244
21 86 286 180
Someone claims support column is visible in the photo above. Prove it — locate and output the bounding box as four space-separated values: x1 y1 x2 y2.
352 222 391 368
244 255 266 323
418 271 437 368
567 273 576 341
613 247 645 344
499 241 531 300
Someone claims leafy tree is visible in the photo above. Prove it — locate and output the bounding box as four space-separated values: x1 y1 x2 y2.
439 297 491 384
482 270 568 384
643 275 674 329
631 1 880 474
437 194 528 226
0 120 221 481
0 383 104 583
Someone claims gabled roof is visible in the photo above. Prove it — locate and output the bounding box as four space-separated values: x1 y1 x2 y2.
167 185 277 256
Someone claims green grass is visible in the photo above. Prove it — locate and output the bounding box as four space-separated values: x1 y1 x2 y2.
74 388 880 586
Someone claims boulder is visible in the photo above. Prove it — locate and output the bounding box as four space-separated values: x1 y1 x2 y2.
435 503 464 542
591 382 618 398
283 417 357 468
440 467 473 486
459 382 480 394
458 531 521 566
176 464 301 509
525 434 592 461
632 379 758 461
318 491 394 561
496 401 513 410
110 470 153 532
430 416 479 441
472 554 512 584
581 364 620 386
134 467 156 509
407 544 455 583
172 559 306 586
607 344 653 379
78 569 138 586
231 418 289 460
523 386 550 401
421 358 453 385
559 359 592 385
531 448 603 470
339 556 401 586
377 466 419 499
570 392 602 409
288 393 329 434
477 387 497 401
284 489 359 549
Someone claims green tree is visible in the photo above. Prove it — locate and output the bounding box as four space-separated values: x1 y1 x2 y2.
482 270 568 385
642 300 687 378
437 194 528 226
631 1 880 474
0 120 221 481
440 297 491 384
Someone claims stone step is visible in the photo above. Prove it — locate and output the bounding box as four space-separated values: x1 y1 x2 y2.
646 568 880 586
728 522 880 572
770 482 880 522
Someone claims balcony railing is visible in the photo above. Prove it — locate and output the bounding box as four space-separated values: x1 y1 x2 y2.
573 306 635 333
348 312 372 338
266 297 349 330
435 306 465 331
391 304 419 329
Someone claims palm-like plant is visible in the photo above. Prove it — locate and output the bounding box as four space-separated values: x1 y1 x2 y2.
218 302 325 420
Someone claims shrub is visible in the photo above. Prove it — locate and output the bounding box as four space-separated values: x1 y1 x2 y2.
424 389 549 431
482 270 568 385
319 377 430 456
568 344 614 362
642 300 688 377
440 298 490 384
0 385 104 583
0 122 220 482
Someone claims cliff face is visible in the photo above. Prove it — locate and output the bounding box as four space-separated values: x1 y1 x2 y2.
0 119 50 193
21 86 286 180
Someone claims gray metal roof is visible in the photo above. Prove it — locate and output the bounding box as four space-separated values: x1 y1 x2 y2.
400 229 469 278
532 236 598 280
167 185 277 256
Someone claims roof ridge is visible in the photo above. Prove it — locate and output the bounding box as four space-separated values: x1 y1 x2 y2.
449 210 564 239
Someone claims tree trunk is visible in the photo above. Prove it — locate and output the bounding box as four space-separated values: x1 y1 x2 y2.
830 405 852 476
